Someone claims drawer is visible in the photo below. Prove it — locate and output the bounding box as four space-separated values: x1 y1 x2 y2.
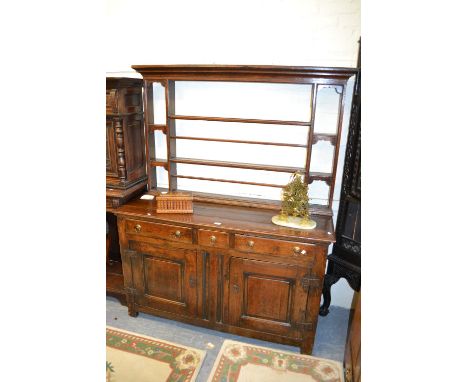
234 234 320 258
125 219 193 244
198 229 229 249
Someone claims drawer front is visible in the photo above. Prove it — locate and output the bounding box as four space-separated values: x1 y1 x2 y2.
126 219 193 244
234 234 319 258
198 229 229 249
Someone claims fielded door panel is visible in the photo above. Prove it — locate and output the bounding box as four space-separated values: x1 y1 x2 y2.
130 240 198 317
228 257 310 339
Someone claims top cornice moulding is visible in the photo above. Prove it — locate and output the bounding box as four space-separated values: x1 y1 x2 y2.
131 65 358 82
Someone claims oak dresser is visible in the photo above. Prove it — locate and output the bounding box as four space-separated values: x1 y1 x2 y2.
110 65 357 354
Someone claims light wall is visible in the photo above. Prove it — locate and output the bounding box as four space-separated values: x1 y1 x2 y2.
106 0 360 309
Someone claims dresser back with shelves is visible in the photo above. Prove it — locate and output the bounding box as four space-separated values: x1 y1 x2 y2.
132 65 357 216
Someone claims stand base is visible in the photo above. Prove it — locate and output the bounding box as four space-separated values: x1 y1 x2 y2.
271 215 317 230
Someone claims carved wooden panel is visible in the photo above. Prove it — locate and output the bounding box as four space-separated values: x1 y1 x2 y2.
228 257 308 339
124 114 145 176
106 119 118 177
106 89 118 114
130 240 198 316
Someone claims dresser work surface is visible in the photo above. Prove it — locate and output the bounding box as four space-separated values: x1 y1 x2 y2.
114 199 335 354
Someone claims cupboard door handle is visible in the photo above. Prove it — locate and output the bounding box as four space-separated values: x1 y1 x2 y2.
233 284 240 293
247 240 254 248
189 275 196 288
174 230 181 238
134 224 141 233
210 235 217 244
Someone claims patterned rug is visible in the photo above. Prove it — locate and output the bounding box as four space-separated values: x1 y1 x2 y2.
208 340 343 382
106 326 205 382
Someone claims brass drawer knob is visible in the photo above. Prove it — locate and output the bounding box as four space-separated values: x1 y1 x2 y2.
174 230 182 238
210 235 217 244
134 224 141 233
293 246 301 254
247 240 255 248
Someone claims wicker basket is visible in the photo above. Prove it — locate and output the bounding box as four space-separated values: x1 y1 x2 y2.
155 192 193 213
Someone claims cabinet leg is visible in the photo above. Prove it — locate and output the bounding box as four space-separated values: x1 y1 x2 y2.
300 339 313 355
128 308 139 318
320 274 339 316
126 292 138 317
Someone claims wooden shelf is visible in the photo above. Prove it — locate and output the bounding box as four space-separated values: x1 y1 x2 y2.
176 174 285 188
313 133 337 145
308 172 333 184
171 136 307 148
106 261 124 294
149 158 168 168
149 124 167 133
171 157 304 174
168 114 310 126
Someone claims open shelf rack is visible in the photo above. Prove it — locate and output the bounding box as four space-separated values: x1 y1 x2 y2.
132 65 357 215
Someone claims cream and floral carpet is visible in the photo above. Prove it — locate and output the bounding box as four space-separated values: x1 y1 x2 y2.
106 326 205 382
208 339 343 382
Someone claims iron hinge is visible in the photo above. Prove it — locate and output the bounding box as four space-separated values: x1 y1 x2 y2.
301 274 321 294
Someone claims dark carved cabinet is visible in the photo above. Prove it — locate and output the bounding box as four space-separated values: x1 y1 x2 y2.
106 77 147 304
106 77 147 208
320 49 361 316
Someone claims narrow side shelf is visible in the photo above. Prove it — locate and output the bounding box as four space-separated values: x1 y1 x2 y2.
106 261 127 306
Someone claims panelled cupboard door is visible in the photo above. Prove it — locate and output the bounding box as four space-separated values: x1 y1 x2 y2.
228 257 309 339
129 240 198 317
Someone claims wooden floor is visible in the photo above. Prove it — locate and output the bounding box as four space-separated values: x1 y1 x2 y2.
106 296 349 382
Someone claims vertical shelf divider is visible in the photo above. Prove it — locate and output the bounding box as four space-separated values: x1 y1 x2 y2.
166 80 177 191
327 85 346 209
143 80 156 190
305 84 318 185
